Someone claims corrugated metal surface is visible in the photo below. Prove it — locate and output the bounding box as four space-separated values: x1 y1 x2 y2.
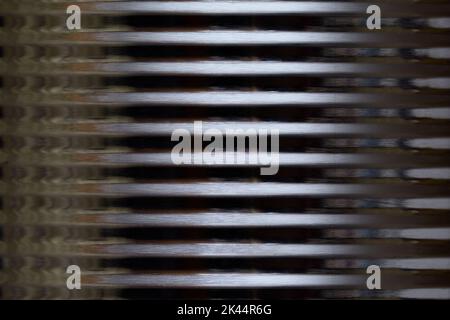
0 0 449 299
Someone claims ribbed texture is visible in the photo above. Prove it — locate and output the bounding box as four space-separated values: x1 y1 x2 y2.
0 0 449 299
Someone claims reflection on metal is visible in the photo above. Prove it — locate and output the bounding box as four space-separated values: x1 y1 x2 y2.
0 0 449 299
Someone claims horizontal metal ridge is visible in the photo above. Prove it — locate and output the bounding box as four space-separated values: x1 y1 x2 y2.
57 242 450 258
3 121 448 138
83 272 367 289
7 152 447 169
2 242 448 259
2 1 450 18
2 182 447 198
3 91 448 108
82 272 450 291
2 31 450 47
3 61 450 77
28 212 449 228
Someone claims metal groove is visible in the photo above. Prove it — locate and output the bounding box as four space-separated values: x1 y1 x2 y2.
1 0 449 300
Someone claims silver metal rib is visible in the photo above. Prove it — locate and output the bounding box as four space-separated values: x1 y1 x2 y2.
2 121 448 138
3 91 448 108
89 1 450 18
87 273 365 289
2 31 449 47
4 242 448 259
3 61 450 77
6 152 447 169
33 212 449 229
2 2 449 17
2 182 446 198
